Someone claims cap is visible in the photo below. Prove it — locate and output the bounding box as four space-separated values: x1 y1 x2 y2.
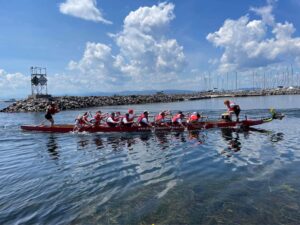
192 112 197 115
128 109 134 113
144 110 149 114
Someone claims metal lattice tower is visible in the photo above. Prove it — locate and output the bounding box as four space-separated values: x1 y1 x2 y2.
31 67 48 96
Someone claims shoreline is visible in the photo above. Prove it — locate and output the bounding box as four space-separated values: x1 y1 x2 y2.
1 87 300 113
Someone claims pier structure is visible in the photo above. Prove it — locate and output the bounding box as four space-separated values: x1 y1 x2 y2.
29 66 51 99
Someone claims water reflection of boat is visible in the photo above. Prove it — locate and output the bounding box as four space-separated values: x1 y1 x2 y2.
155 132 169 145
93 135 104 149
46 134 59 159
220 127 277 157
221 129 242 154
188 131 207 144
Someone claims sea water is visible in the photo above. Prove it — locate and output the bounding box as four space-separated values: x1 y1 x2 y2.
0 95 300 224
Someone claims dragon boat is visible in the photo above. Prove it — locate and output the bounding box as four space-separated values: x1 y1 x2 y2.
20 110 284 133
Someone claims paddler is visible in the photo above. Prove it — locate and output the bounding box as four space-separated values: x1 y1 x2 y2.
137 111 152 127
224 100 241 122
91 111 105 126
172 111 185 127
74 112 91 131
106 112 119 127
188 112 201 123
121 113 135 127
155 111 169 126
43 102 60 126
82 112 91 125
128 109 135 122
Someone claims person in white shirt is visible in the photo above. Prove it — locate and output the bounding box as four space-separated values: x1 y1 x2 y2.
121 113 134 127
106 112 119 127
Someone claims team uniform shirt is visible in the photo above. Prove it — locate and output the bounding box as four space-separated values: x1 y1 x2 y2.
228 102 237 112
75 116 87 127
128 114 135 121
189 114 199 122
83 115 89 122
92 113 103 125
107 117 118 123
155 114 167 123
172 114 183 124
140 117 149 125
137 113 150 126
46 106 58 115
122 117 131 124
175 118 182 123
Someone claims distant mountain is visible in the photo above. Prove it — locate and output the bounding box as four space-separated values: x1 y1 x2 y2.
80 89 197 96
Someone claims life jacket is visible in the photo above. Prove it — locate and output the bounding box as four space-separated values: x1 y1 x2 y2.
47 106 58 115
137 114 147 123
76 116 85 125
128 114 134 122
94 113 102 121
189 114 198 122
106 116 118 123
228 101 237 111
155 114 164 122
93 114 103 125
121 116 131 124
172 114 181 123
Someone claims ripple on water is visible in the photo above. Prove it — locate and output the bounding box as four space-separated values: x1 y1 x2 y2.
1 97 300 224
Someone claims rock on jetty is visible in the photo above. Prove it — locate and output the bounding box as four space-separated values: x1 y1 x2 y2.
0 94 186 113
1 87 300 113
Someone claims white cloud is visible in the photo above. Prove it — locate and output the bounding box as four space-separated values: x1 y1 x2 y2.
67 2 186 91
123 2 175 34
67 42 127 89
250 2 275 25
1 3 188 96
113 2 185 84
0 69 30 98
207 0 300 73
59 0 112 24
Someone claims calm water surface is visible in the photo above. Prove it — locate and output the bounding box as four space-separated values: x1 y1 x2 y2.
1 95 300 224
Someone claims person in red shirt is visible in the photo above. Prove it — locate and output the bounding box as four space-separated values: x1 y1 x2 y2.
155 111 169 126
92 111 106 126
43 102 60 126
74 112 91 131
106 112 119 127
137 111 152 127
224 100 241 121
188 112 201 123
172 111 185 127
128 109 135 122
121 113 135 127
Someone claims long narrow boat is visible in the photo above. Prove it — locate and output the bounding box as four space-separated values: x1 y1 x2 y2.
20 124 183 133
20 112 284 133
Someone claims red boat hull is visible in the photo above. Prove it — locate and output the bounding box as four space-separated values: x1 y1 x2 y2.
187 119 267 130
21 118 272 133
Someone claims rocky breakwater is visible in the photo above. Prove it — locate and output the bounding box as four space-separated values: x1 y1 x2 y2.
0 94 186 113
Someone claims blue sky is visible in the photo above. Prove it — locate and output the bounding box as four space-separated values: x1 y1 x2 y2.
1 0 300 97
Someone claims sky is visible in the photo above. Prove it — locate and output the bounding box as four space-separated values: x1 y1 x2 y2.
1 0 300 98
